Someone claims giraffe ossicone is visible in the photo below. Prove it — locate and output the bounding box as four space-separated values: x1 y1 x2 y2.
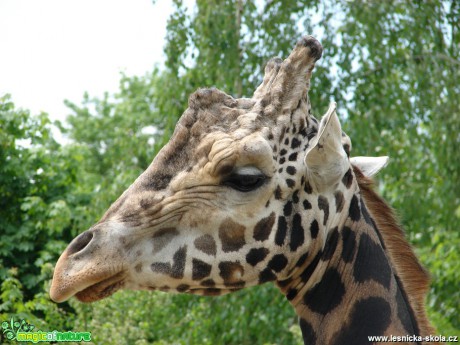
51 36 436 344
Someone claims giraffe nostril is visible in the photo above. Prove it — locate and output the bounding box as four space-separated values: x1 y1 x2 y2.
67 230 94 255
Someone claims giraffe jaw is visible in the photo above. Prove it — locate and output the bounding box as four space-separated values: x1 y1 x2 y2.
50 267 127 303
74 271 127 303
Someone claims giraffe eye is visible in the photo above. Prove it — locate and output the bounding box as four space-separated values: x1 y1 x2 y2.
223 167 267 192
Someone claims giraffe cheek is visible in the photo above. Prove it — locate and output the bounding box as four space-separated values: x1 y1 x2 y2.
180 209 214 229
150 245 187 279
151 228 180 254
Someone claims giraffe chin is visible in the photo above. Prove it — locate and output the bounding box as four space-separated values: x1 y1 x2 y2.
74 272 126 303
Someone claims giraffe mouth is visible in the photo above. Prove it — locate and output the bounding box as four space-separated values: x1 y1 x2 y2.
74 271 126 303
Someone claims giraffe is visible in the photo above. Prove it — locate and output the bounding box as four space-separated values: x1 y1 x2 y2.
50 36 437 344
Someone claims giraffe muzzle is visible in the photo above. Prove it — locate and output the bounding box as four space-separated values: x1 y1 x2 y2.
50 226 127 303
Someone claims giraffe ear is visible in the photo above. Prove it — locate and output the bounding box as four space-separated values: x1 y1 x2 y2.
350 156 389 177
304 102 349 190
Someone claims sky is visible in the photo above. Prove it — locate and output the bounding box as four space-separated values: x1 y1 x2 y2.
0 0 186 122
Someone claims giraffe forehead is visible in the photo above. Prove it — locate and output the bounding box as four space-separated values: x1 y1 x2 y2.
167 131 275 194
134 109 246 192
207 131 274 167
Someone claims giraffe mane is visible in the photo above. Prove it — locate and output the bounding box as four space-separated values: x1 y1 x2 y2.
353 166 435 334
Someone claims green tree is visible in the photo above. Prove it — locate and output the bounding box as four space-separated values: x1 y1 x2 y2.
63 73 163 221
0 95 81 330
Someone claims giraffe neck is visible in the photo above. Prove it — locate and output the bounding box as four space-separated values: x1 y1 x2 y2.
277 211 426 345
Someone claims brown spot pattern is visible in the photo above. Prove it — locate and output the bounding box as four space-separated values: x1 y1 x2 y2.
194 234 217 256
219 218 246 252
192 258 212 280
253 212 275 241
334 190 345 212
151 245 187 279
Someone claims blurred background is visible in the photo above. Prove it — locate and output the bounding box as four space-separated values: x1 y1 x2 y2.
0 1 458 344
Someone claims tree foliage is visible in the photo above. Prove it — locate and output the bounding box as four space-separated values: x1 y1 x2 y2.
0 0 458 343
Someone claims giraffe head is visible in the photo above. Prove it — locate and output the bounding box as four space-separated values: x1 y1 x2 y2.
50 36 386 303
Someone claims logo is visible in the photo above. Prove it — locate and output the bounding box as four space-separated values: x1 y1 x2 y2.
2 317 91 343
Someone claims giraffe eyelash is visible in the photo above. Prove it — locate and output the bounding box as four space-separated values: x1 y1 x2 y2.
222 167 268 192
